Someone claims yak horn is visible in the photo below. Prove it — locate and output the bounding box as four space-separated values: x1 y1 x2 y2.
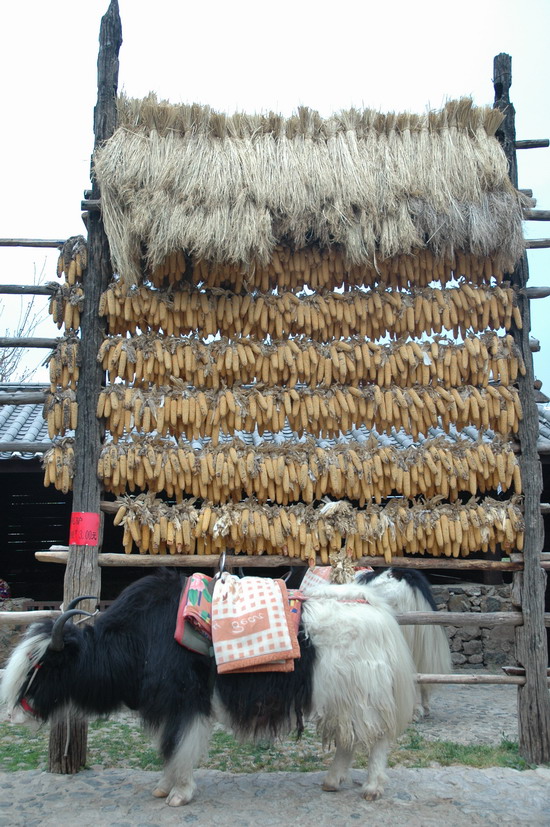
65 595 97 611
49 609 95 652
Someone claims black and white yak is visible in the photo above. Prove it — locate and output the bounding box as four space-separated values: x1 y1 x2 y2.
0 569 416 807
354 568 452 718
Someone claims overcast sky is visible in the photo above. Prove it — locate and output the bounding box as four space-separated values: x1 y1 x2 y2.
0 0 548 392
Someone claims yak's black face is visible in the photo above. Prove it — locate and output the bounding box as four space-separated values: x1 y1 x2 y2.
2 620 85 724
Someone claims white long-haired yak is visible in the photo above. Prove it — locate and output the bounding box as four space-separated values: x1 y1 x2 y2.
354 567 452 718
1 569 416 807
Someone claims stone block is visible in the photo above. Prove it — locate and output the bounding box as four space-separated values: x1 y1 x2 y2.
448 595 469 612
481 596 503 613
467 653 484 664
451 653 467 666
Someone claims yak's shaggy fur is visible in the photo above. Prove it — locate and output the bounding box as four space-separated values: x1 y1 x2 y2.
355 568 452 717
1 570 415 806
93 95 525 284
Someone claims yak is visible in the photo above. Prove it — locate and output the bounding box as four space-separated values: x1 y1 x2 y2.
354 567 452 718
1 568 416 807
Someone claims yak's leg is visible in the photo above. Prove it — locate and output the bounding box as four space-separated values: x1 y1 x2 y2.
322 739 355 792
419 684 431 717
153 715 212 806
361 736 389 801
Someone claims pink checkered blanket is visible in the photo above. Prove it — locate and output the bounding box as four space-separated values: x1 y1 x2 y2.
211 574 301 674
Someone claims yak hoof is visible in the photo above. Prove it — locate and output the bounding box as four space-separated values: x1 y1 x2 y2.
322 781 341 792
166 785 195 807
362 789 383 801
152 786 169 798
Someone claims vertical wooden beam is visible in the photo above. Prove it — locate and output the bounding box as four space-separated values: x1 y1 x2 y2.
494 52 550 763
48 0 122 773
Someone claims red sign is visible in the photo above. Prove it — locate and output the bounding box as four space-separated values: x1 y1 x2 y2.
69 512 100 546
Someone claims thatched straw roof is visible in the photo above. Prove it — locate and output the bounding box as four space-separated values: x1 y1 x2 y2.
94 95 525 285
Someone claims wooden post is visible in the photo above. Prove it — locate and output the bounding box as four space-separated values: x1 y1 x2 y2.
494 52 550 763
48 0 122 773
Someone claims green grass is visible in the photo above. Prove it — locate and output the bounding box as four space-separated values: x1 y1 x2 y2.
0 719 544 774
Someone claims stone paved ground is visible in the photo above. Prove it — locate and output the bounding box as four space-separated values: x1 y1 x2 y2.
1 765 549 826
1 681 549 826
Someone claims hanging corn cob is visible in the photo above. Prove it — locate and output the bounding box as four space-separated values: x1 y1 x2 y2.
96 382 522 443
42 439 75 494
93 433 521 503
147 248 508 293
56 236 88 286
98 281 521 341
112 493 524 561
97 331 525 389
43 390 78 438
48 283 85 332
47 337 81 391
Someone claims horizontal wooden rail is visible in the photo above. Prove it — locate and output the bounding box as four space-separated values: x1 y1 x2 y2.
37 548 524 572
525 238 550 249
0 441 52 452
0 390 48 405
523 210 550 221
502 665 550 676
522 286 550 299
515 139 549 149
81 199 101 212
0 337 59 348
0 285 57 296
4 607 548 631
393 611 535 627
530 336 540 351
0 239 65 248
417 673 526 685
0 610 60 626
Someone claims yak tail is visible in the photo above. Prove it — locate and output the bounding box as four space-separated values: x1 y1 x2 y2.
396 585 452 677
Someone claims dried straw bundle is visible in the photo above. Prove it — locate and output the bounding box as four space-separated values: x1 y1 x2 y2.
112 493 524 561
94 96 525 285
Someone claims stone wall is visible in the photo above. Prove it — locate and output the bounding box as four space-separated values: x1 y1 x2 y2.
431 583 515 668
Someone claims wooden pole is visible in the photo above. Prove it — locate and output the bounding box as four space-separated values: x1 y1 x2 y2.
0 285 57 295
0 337 58 348
494 52 550 764
35 545 526 571
0 390 48 405
515 139 549 149
0 239 65 248
48 0 122 774
0 442 52 452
